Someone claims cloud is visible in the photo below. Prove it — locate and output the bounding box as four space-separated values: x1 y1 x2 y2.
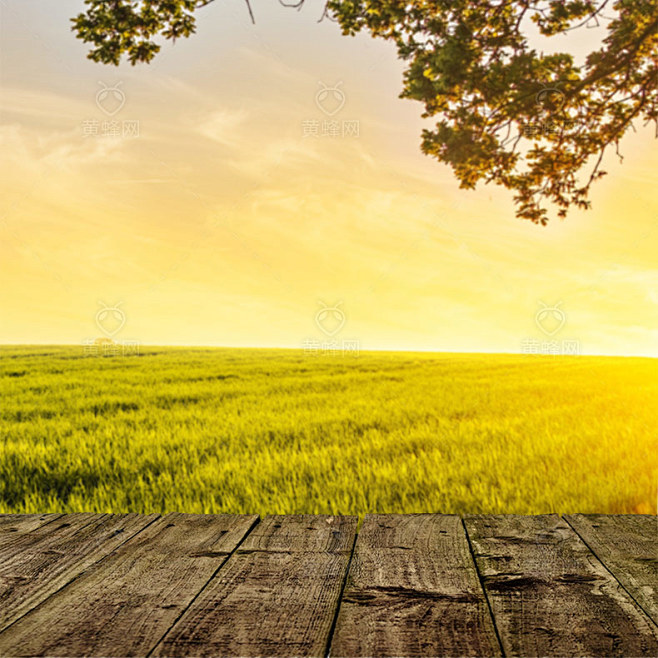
196 108 250 147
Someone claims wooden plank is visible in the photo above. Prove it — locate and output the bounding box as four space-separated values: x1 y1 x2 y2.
0 513 157 632
0 514 62 538
330 514 502 657
0 513 258 657
566 514 658 625
465 514 658 657
152 515 357 657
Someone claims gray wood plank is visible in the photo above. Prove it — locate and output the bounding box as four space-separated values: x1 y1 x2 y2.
566 514 658 625
0 513 157 632
0 513 258 657
465 514 658 657
330 514 502 657
152 515 357 657
0 514 62 539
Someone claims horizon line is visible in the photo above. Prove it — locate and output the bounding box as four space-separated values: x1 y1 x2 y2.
0 342 656 359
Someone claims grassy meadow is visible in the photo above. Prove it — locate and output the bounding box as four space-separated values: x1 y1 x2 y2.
0 345 656 516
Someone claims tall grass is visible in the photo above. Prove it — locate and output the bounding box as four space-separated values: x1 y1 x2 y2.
1 346 655 515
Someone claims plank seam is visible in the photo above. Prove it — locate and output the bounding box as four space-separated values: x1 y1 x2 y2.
461 517 506 658
324 523 359 658
145 514 261 658
29 513 66 532
0 513 163 636
563 514 658 629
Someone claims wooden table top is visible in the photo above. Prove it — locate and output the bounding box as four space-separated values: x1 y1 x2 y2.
0 513 655 656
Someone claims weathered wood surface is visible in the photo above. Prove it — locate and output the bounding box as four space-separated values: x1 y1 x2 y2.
152 515 357 657
331 514 501 657
0 514 257 657
0 513 655 657
0 513 156 633
0 514 61 536
566 514 658 626
464 514 658 657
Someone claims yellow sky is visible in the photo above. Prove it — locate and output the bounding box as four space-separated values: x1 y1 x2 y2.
1 1 657 355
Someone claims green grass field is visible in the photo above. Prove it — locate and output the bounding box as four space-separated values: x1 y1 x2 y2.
1 346 656 516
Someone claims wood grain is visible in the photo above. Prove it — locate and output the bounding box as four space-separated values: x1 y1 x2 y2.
464 514 658 657
0 513 257 657
0 513 654 657
153 515 357 657
0 513 157 633
0 514 61 539
566 514 658 625
330 514 502 657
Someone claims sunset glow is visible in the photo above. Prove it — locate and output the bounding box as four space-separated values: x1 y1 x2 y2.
1 1 657 355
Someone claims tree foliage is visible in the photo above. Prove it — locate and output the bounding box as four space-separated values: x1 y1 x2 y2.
72 0 658 224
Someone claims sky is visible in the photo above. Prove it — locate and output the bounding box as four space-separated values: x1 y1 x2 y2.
0 0 657 355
